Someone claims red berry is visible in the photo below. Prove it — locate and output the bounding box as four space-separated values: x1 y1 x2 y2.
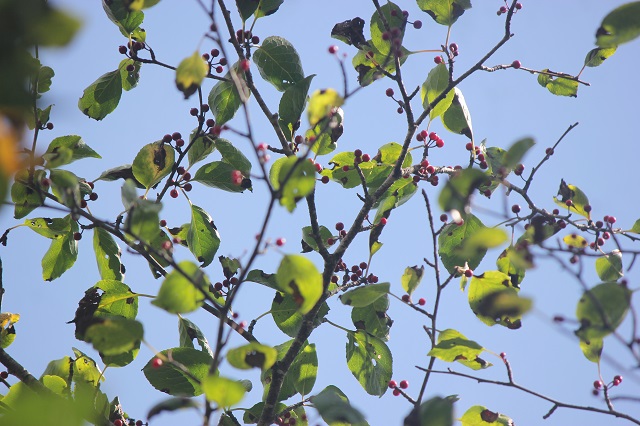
428 132 437 140
499 6 507 14
342 165 350 172
593 380 602 389
440 214 447 222
251 36 260 44
613 375 623 386
399 380 409 389
46 122 54 130
434 56 443 64
465 142 473 151
328 45 338 54
552 209 560 215
276 238 286 247
159 219 167 227
162 134 172 143
401 294 410 302
354 149 362 158
152 358 163 369
397 106 404 114
190 107 199 116
73 232 82 241
607 216 616 224
388 380 397 388
257 143 268 151
584 204 592 213
435 138 444 148
183 183 192 192
385 88 394 97
392 388 401 396
170 189 179 198
161 240 172 250
118 45 127 54
176 138 185 147
231 170 243 185
171 132 182 141
426 165 435 174
512 60 521 69
240 59 250 71
136 421 143 426
321 176 330 184
464 269 473 278
511 204 521 214
546 147 554 155
0 371 8 379
361 153 371 162
449 43 458 52
418 298 426 306
565 199 573 207
499 352 507 359
515 2 522 10
335 222 344 231
114 420 123 426
413 20 422 29
380 217 388 226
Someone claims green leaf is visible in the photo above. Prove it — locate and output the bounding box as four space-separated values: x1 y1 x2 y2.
580 337 603 363
275 255 322 315
584 47 617 67
427 329 492 370
438 214 487 274
460 405 514 426
201 375 246 408
301 225 333 253
178 317 214 357
255 0 284 18
596 250 624 282
352 42 410 87
352 295 392 341
307 89 344 128
175 51 208 99
93 228 124 280
416 396 457 426
102 0 145 36
243 402 288 424
271 156 316 212
29 7 81 47
24 216 72 239
124 195 162 243
290 343 318 396
553 179 591 218
271 292 329 337
35 65 54 96
496 246 528 288
43 135 101 168
72 348 105 385
152 261 209 314
279 75 315 140
246 269 279 290
193 161 248 192
422 63 455 119
576 282 631 342
441 88 473 139
370 2 405 56
261 340 306 401
236 0 260 21
596 2 640 48
84 317 143 356
401 266 424 296
417 0 472 26
339 282 390 307
187 205 220 267
438 168 486 213
456 227 508 259
147 397 200 421
537 70 578 97
227 342 278 371
78 69 123 120
216 139 251 175
132 142 175 190
50 169 81 208
142 347 212 396
468 271 532 329
41 219 79 281
208 66 248 125
313 385 368 425
253 36 304 92
94 279 138 320
188 130 216 167
503 138 534 170
119 58 141 91
11 169 48 219
346 331 392 396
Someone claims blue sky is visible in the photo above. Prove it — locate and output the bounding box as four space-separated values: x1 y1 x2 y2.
1 1 640 425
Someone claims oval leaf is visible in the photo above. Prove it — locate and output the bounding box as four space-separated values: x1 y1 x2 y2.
132 142 175 189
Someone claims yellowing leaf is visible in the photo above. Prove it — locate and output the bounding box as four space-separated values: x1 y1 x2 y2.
563 233 588 248
307 89 343 127
176 51 209 99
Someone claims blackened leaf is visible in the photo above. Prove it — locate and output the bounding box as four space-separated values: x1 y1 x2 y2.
331 17 369 49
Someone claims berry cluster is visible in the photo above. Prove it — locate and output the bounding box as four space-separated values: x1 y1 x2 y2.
201 48 227 74
592 375 623 395
497 2 522 15
331 256 378 286
388 379 409 396
235 29 260 46
274 410 304 426
257 142 270 163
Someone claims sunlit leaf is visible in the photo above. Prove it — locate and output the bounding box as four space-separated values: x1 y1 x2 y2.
152 261 209 314
422 63 455 119
142 347 212 396
275 255 323 314
175 51 208 99
460 405 513 426
253 36 304 92
201 375 246 407
132 142 175 190
428 329 492 370
417 0 472 26
575 282 631 342
227 342 278 371
596 2 640 48
468 271 532 329
78 69 123 120
346 331 392 396
340 282 390 307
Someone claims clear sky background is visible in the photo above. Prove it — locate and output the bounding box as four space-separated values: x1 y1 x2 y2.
1 1 640 425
